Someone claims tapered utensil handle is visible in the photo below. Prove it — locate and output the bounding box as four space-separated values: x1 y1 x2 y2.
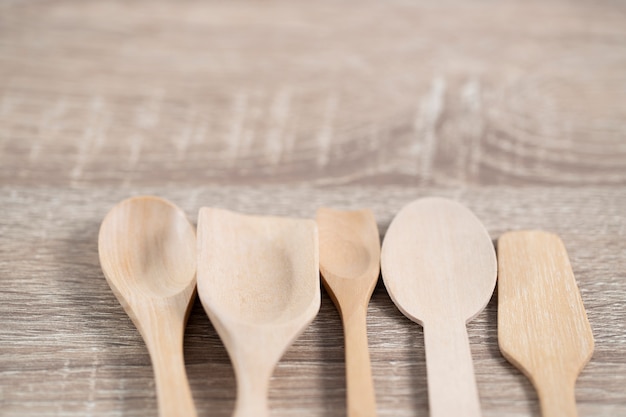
230 340 277 417
233 370 271 417
144 315 197 417
535 375 578 417
423 320 481 417
343 305 377 417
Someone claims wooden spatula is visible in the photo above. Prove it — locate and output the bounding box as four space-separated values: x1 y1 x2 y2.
498 230 594 417
317 207 380 417
196 207 321 417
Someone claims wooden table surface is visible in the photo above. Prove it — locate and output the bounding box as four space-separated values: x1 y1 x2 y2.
1 1 625 416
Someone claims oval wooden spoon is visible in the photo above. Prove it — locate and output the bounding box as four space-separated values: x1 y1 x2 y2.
98 196 197 417
197 207 321 417
317 207 380 417
498 230 594 417
381 197 496 417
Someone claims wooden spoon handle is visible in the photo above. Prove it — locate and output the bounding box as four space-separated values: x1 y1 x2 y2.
231 351 273 417
423 320 481 417
343 306 377 417
144 317 197 417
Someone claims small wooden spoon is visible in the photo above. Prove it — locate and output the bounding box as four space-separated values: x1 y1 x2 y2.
317 207 380 417
197 207 321 417
498 230 594 417
98 196 197 417
381 197 496 417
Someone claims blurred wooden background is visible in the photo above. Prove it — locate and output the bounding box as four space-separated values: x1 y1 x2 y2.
0 0 624 416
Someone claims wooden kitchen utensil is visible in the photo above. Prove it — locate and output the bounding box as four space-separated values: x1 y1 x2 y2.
196 208 321 417
98 196 197 417
317 207 380 417
381 197 496 417
498 230 594 417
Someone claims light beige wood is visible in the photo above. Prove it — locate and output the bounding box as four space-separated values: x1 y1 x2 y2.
97 196 197 417
317 208 380 417
2 0 626 189
196 207 321 417
381 197 497 417
497 230 595 417
0 186 624 416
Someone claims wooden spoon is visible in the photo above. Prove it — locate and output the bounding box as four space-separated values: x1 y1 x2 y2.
497 230 594 417
317 207 380 417
196 207 321 417
98 196 197 417
381 197 496 417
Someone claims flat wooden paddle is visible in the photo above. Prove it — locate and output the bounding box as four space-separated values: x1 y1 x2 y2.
498 230 594 417
317 207 380 417
98 196 197 417
196 208 321 417
381 197 496 417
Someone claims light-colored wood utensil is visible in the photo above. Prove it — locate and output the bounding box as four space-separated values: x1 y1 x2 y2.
497 230 594 417
381 197 496 417
196 207 321 417
98 196 197 417
317 207 380 417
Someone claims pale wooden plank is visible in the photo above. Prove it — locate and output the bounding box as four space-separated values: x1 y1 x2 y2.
1 0 625 187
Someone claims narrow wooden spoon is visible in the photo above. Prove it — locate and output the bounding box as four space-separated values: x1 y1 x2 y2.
197 207 321 417
317 207 380 417
381 197 496 417
498 230 594 417
98 196 197 417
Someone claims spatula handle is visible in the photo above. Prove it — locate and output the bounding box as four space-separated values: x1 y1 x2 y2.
343 305 377 417
232 355 272 417
423 320 481 417
536 376 578 417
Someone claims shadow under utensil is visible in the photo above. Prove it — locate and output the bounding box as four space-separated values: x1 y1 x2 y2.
53 216 159 415
373 278 429 415
314 288 348 417
184 296 236 417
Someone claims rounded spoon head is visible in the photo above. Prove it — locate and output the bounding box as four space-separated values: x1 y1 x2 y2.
381 197 496 325
98 196 197 310
317 207 380 284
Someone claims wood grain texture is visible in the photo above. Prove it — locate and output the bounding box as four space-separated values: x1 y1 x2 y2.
0 186 624 416
1 0 626 187
498 231 594 417
0 0 625 415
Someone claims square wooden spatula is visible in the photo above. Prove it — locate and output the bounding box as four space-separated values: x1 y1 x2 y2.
498 231 594 417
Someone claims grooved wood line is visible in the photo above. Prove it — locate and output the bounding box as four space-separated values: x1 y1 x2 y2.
1 0 626 187
0 186 624 416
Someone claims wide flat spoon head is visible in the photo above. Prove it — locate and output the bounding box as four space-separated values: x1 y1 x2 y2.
381 197 496 325
498 230 594 417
